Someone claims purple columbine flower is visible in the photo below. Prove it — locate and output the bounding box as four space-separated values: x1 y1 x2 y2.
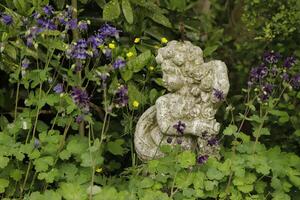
283 56 296 68
213 88 224 101
66 18 77 30
249 64 268 84
78 21 88 31
21 58 30 69
25 26 43 47
263 51 281 64
113 58 126 69
43 5 54 16
173 121 186 135
282 72 290 82
208 137 218 146
1 14 13 25
67 39 88 60
53 83 64 94
37 18 57 30
115 85 128 107
197 155 209 164
260 83 273 101
71 87 90 110
98 24 120 39
291 74 300 90
32 12 40 20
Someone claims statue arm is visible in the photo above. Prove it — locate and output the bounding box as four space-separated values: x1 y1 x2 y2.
210 60 230 97
156 96 217 136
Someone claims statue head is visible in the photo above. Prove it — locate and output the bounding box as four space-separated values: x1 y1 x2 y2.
156 41 205 92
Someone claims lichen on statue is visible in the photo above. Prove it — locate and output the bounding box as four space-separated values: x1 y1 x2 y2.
134 40 230 161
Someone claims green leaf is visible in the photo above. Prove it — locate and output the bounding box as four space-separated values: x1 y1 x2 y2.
140 177 154 188
253 127 270 137
66 136 89 156
95 0 106 8
59 183 87 200
149 89 158 104
237 184 254 193
10 169 24 181
80 152 104 167
206 168 224 180
127 50 152 72
177 151 195 168
38 169 59 183
120 68 133 81
107 139 125 155
122 0 133 24
0 156 9 168
149 12 172 28
223 124 238 136
33 156 54 172
59 150 71 160
169 0 186 11
4 44 17 60
0 178 9 193
29 190 62 200
103 0 121 21
203 45 218 57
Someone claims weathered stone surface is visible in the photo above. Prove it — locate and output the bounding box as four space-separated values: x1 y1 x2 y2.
134 40 230 161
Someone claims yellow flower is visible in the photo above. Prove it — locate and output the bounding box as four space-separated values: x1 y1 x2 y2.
95 168 102 173
160 37 168 44
126 51 134 58
108 43 116 49
134 38 141 43
149 66 155 71
132 100 139 108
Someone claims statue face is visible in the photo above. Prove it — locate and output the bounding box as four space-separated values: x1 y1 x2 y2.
162 65 184 91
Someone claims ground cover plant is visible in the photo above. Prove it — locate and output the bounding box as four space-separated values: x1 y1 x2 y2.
0 0 300 199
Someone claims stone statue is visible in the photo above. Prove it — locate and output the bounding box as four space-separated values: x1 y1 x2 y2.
134 41 229 161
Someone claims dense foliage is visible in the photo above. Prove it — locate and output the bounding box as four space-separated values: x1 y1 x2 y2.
0 0 299 199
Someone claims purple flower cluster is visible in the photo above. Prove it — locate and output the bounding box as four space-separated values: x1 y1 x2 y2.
197 155 208 164
291 75 300 90
283 56 296 68
37 18 57 30
113 58 126 69
78 21 88 32
260 84 273 101
87 24 121 56
213 88 224 101
263 51 281 64
98 24 120 39
71 87 90 113
248 51 299 101
115 85 128 107
208 137 218 146
21 58 30 69
25 26 43 47
53 83 64 94
1 14 13 25
173 121 186 134
43 5 54 16
67 39 88 60
248 64 268 86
